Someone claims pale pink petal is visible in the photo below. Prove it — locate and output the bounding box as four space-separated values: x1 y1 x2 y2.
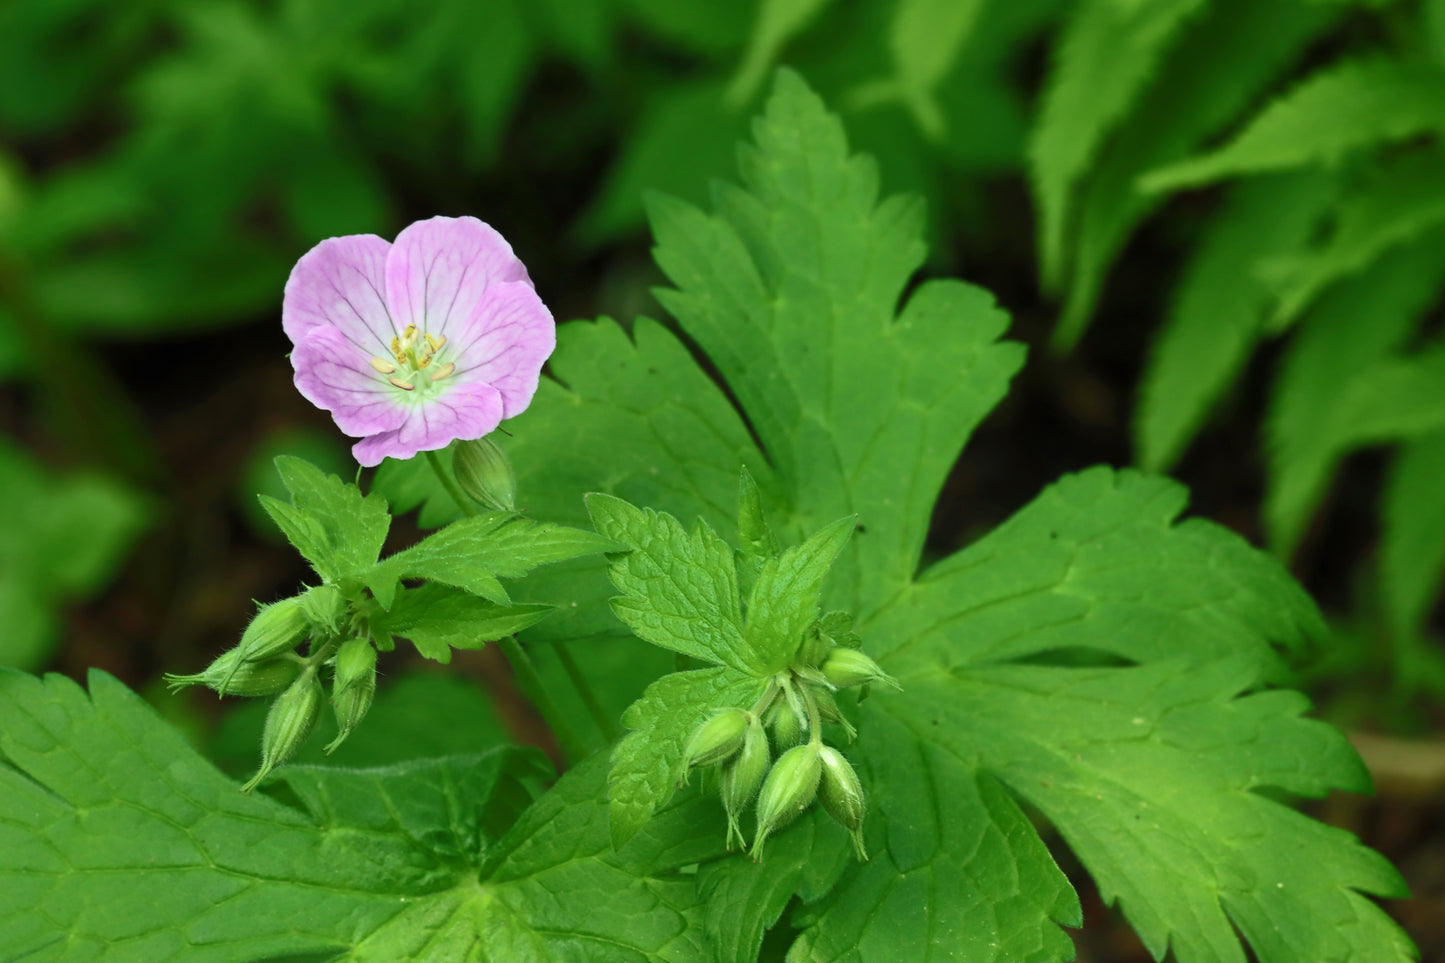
291 326 409 438
351 382 505 467
283 234 397 357
383 216 530 342
445 280 555 419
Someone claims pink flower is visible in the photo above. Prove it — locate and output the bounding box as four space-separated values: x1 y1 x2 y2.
283 216 554 467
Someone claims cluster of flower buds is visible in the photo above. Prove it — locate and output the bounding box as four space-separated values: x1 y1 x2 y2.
164 587 381 792
682 614 898 861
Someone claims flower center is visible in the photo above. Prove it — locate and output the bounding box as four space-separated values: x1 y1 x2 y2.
369 325 456 392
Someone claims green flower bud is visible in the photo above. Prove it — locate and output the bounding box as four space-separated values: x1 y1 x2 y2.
325 638 378 754
719 714 769 851
452 436 517 512
242 670 324 793
164 647 300 698
299 583 347 635
682 708 750 780
751 743 821 860
818 746 868 861
237 598 311 663
769 699 803 749
812 685 857 742
821 647 900 692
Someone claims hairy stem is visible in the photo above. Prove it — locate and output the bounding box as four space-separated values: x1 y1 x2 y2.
499 635 587 762
425 448 476 517
554 642 617 742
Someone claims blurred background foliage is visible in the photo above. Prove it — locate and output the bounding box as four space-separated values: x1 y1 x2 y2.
1 0 1443 773
4 0 1445 953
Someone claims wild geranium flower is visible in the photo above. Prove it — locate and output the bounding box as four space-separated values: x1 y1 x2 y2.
283 216 554 467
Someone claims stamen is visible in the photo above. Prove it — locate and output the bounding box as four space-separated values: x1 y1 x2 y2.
388 375 415 391
427 334 447 352
402 324 418 346
390 335 402 357
430 363 455 381
369 356 397 374
418 355 433 368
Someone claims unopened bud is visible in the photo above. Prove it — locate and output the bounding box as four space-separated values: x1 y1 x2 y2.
813 685 856 742
751 743 821 860
325 638 377 754
770 699 803 749
720 715 769 850
242 670 324 793
164 647 299 698
682 708 750 780
821 648 900 691
452 437 517 512
818 746 867 860
240 598 311 660
299 583 347 635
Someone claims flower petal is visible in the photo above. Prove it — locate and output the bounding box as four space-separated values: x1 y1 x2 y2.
283 234 397 357
446 280 556 419
291 326 409 438
383 216 530 342
351 382 505 467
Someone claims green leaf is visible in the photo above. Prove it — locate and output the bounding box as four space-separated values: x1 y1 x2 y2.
696 811 850 963
1029 0 1207 289
1267 149 1445 329
371 583 553 663
794 731 1080 963
869 468 1321 681
884 0 989 137
365 512 618 609
608 665 769 848
651 69 1023 615
726 0 837 107
265 455 390 581
1141 57 1445 193
1381 430 1445 638
0 440 148 670
838 659 1411 963
577 79 749 246
744 515 855 674
586 493 753 672
1050 0 1336 349
0 669 724 962
1265 236 1445 556
1136 169 1339 471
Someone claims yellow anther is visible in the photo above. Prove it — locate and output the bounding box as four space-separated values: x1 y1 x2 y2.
390 335 402 357
427 334 447 353
430 362 455 381
388 375 415 391
418 355 432 369
402 324 418 346
369 356 397 374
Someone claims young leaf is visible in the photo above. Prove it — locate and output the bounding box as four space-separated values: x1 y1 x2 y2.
885 0 989 137
364 512 619 609
1051 0 1336 349
608 666 770 847
1381 430 1445 640
726 0 836 106
1267 149 1445 329
260 455 390 582
1136 169 1339 471
651 69 1023 615
371 583 553 663
1265 236 1445 557
1142 57 1445 194
0 669 726 962
587 492 753 672
1029 0 1207 289
744 515 855 674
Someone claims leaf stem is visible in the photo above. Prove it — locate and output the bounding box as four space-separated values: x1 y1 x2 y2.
425 448 476 517
499 635 587 762
553 642 617 742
